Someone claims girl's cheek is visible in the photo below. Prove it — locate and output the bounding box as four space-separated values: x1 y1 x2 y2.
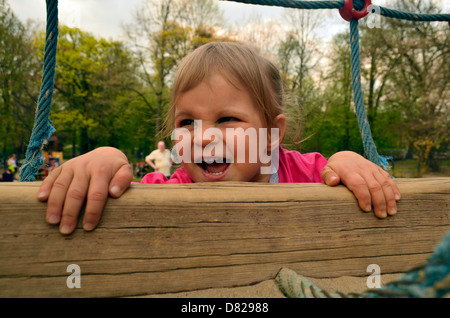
228 132 262 165
171 127 195 164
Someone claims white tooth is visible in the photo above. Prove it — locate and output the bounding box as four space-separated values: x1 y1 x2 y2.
210 171 223 175
202 156 225 163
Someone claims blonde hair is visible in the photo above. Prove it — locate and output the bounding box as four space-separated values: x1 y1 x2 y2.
164 41 284 134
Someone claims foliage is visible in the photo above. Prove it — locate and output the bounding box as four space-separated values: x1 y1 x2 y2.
376 0 449 171
125 0 229 139
0 0 41 166
33 26 143 157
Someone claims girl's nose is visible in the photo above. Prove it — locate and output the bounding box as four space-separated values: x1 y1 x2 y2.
193 121 222 148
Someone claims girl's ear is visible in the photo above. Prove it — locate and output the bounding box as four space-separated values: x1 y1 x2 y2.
267 114 286 151
274 114 287 140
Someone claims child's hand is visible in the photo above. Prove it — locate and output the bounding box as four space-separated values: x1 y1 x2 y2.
321 151 401 218
38 147 133 235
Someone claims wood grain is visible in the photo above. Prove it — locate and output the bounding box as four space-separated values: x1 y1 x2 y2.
0 178 449 297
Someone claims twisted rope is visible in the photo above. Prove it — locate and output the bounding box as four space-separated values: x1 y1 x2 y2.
221 0 345 10
20 0 58 181
222 0 450 22
362 231 450 298
276 231 450 298
378 6 450 22
349 19 386 168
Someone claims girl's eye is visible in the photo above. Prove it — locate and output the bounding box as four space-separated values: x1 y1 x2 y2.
218 117 239 123
179 119 194 126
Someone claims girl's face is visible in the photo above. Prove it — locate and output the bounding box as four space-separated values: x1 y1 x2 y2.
174 74 281 183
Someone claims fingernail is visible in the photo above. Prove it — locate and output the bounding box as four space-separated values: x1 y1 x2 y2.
38 191 47 199
326 176 337 185
48 214 60 224
379 211 387 218
60 225 72 235
389 207 397 215
83 223 95 231
365 205 372 212
110 185 121 197
395 194 401 200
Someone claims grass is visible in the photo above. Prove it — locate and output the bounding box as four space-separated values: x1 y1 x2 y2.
390 159 450 178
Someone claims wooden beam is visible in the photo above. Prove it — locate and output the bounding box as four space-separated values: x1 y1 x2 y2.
0 178 449 297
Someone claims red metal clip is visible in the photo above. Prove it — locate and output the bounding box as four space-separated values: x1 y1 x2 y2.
339 0 372 21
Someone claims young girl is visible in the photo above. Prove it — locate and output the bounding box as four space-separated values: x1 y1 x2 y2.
38 42 401 235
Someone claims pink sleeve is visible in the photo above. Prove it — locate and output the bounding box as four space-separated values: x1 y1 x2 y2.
277 147 328 183
296 152 328 183
140 167 193 184
140 172 170 184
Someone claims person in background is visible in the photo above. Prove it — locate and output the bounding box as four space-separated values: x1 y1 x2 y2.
7 153 17 174
1 168 14 182
145 141 172 179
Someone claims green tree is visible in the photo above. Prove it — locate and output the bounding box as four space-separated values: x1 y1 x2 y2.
181 0 224 30
379 0 449 171
34 26 142 156
357 25 407 154
124 0 226 138
314 32 363 156
126 0 189 135
0 0 40 166
276 10 324 152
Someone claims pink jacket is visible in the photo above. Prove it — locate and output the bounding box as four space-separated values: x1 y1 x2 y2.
140 146 327 184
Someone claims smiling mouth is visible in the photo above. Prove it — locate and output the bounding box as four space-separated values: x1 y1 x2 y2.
198 161 230 176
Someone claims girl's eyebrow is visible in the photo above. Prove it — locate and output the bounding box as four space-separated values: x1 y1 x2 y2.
174 111 193 119
175 109 250 121
175 101 255 121
217 109 250 119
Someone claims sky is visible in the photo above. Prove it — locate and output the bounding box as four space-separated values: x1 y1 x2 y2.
9 0 288 40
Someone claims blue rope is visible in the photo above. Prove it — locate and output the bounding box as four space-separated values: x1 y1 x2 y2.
221 0 344 10
20 0 58 181
276 230 450 298
362 231 450 298
378 6 450 22
221 0 450 22
349 19 387 169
